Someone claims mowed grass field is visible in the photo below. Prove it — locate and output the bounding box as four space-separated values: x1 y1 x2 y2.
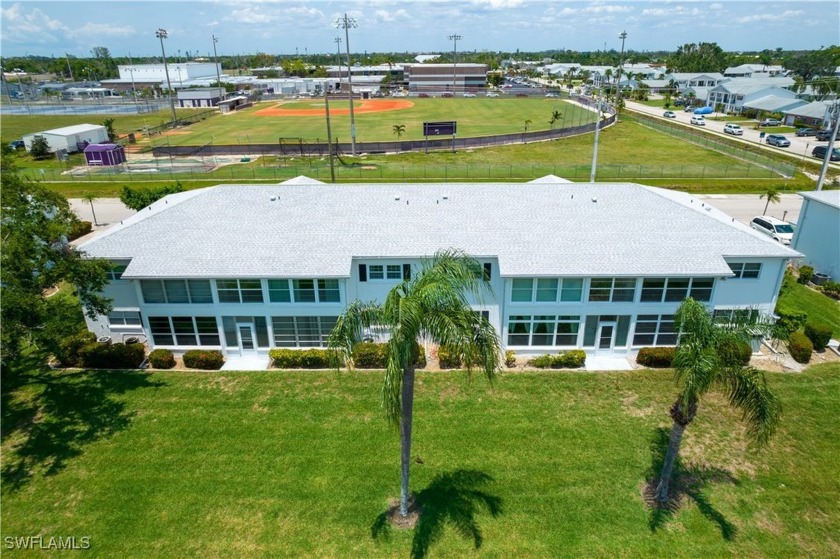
2 362 839 558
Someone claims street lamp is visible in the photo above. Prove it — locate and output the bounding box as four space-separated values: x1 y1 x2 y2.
156 28 178 126
336 13 358 156
449 34 462 93
212 34 224 102
615 30 627 110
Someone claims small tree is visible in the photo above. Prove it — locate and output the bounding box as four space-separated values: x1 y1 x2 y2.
760 188 781 216
81 192 99 226
392 124 406 140
548 110 563 130
102 118 118 142
29 136 51 160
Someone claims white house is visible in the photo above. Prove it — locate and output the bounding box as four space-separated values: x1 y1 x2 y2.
22 124 108 154
724 64 786 78
791 190 840 279
706 79 799 114
78 178 799 359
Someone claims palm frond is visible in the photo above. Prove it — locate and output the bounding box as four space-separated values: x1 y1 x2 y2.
326 300 385 371
718 366 782 447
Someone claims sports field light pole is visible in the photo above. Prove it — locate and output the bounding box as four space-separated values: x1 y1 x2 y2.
212 34 224 103
334 36 343 92
126 66 139 110
156 28 178 126
590 76 604 182
449 34 461 93
615 31 627 111
336 13 358 156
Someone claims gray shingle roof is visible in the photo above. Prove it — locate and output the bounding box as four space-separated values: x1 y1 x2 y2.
79 181 799 279
800 190 840 210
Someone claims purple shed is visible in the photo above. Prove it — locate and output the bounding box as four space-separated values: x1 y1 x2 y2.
84 143 126 166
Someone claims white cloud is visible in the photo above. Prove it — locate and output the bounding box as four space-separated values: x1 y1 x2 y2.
226 6 279 24
0 2 69 43
736 10 803 24
68 22 134 39
582 5 632 14
373 9 409 22
470 0 524 10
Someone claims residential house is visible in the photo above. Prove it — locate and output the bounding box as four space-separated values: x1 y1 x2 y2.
791 191 840 279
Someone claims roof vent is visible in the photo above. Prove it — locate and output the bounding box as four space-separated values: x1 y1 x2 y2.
442 194 449 200
270 195 277 201
592 197 598 203
394 195 401 201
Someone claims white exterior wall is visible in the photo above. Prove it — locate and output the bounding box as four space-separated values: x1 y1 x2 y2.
792 199 840 278
23 127 108 153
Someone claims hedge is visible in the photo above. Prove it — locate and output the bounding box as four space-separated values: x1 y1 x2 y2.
774 308 807 338
504 350 517 368
636 347 675 368
148 349 176 369
67 220 92 241
182 350 225 370
821 281 840 300
437 345 462 369
56 331 97 367
718 338 752 367
79 342 146 369
351 342 426 369
526 350 586 369
269 348 334 369
804 322 832 352
797 265 814 284
788 332 813 364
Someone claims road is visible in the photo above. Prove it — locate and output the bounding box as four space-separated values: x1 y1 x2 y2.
623 99 839 168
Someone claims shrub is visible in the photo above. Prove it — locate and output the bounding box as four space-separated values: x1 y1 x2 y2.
437 345 462 369
269 348 333 369
80 342 146 369
504 350 516 368
774 308 807 338
821 280 840 300
788 332 813 364
67 220 92 241
351 342 426 369
56 331 97 367
182 349 224 370
804 322 832 352
798 265 814 284
148 348 176 369
636 346 675 368
718 338 752 367
526 350 586 369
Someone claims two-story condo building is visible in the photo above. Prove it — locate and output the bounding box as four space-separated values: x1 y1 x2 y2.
79 178 799 359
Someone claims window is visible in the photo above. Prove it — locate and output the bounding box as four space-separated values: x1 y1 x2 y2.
221 316 268 347
216 279 264 303
368 264 403 281
369 265 384 280
506 315 581 347
147 316 220 347
107 265 128 280
386 265 402 279
728 262 761 279
271 316 338 348
588 278 637 302
713 308 760 325
108 311 141 326
267 279 340 303
141 279 213 304
292 279 316 303
317 279 340 303
510 278 583 303
640 278 714 303
632 315 677 346
268 280 291 302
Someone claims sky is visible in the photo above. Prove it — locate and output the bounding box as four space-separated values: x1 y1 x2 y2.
1 0 837 59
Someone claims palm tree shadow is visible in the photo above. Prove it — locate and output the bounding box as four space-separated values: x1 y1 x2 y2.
371 469 503 559
643 428 739 540
2 360 164 492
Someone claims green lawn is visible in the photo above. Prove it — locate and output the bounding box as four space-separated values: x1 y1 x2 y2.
777 275 840 337
3 361 838 558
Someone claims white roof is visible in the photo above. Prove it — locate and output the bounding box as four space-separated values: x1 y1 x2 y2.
29 123 105 137
800 190 840 210
79 179 799 279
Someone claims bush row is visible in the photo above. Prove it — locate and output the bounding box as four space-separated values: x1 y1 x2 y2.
635 347 675 368
804 322 831 352
148 349 176 369
526 350 586 369
79 342 146 369
351 342 426 369
183 350 225 370
788 332 813 364
269 348 335 369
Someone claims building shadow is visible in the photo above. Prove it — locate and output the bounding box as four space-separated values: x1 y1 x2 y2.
371 469 503 559
1 356 164 491
643 427 739 540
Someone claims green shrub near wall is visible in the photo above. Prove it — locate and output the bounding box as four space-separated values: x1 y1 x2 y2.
351 342 426 369
635 347 676 368
804 322 832 352
718 338 753 367
183 350 225 370
269 348 334 369
788 332 813 364
774 308 807 338
437 345 462 369
505 350 517 368
798 265 814 284
526 350 586 369
148 349 176 369
56 331 97 366
79 343 146 369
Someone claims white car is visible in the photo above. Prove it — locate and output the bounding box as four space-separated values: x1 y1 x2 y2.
724 123 744 136
463 92 476 98
690 115 706 126
751 216 794 245
486 92 500 98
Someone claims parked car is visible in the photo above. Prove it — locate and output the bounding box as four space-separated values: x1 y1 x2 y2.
462 92 476 98
724 123 744 135
690 115 706 126
795 128 816 137
751 216 795 245
759 118 781 127
8 139 25 150
673 98 686 106
418 93 431 98
486 92 500 98
812 145 840 162
684 106 696 112
441 92 454 98
545 92 559 98
663 111 676 118
815 129 832 141
765 134 790 147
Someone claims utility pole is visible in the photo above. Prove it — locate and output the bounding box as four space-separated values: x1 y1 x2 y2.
615 30 627 112
336 13 358 156
212 34 224 102
449 34 462 93
590 78 604 182
65 53 74 81
334 37 342 85
325 89 336 183
156 28 178 126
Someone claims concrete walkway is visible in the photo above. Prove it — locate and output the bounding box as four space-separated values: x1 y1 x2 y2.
585 356 633 371
220 354 270 371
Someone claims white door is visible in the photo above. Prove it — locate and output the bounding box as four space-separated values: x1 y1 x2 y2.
237 324 256 354
596 323 616 355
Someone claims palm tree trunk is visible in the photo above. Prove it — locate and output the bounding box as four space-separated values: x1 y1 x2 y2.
89 202 98 226
762 199 770 215
399 366 416 517
655 397 697 502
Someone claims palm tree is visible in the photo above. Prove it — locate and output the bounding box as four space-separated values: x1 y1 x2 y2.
548 110 563 130
392 124 406 140
81 192 99 226
328 250 501 518
760 188 781 215
653 298 781 503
